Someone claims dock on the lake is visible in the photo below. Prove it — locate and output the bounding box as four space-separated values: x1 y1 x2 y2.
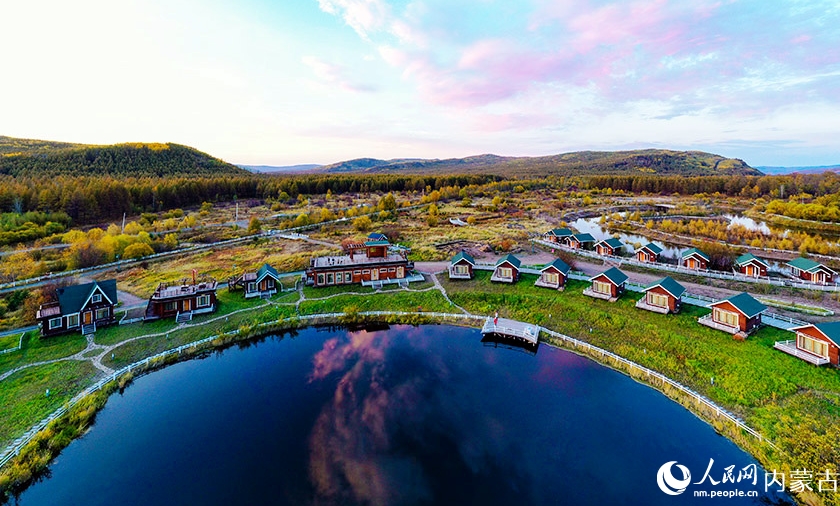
481 317 540 344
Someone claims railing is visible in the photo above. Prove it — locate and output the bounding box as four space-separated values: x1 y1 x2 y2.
697 314 739 335
0 333 26 355
0 309 776 471
773 340 830 366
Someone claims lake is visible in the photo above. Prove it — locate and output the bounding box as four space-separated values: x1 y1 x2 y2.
11 325 789 505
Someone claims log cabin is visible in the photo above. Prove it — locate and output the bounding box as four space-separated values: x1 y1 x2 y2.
635 243 662 263
535 258 571 290
635 276 685 314
583 267 628 302
786 257 836 284
36 279 118 337
448 250 476 280
735 253 768 278
566 233 595 250
229 263 281 298
543 228 573 243
681 248 709 270
306 240 413 288
698 292 766 338
775 322 840 366
491 254 520 283
144 276 218 322
595 237 624 256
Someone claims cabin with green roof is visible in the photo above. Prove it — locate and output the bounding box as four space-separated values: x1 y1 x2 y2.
229 263 282 298
584 267 628 302
698 292 767 339
636 243 662 263
36 279 118 337
786 257 836 284
448 250 476 280
735 253 768 278
776 322 840 366
543 228 573 243
595 237 624 256
491 254 521 283
636 276 685 314
566 233 595 250
535 258 571 290
681 247 710 270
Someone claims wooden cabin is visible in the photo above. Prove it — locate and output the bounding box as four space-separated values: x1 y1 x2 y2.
144 276 218 322
595 237 624 256
448 250 475 280
543 228 573 243
566 233 595 250
305 240 413 287
786 257 836 284
491 254 520 283
698 292 766 338
636 276 685 314
681 248 709 270
776 322 840 366
636 243 662 263
229 263 281 298
535 258 570 290
36 279 118 337
735 253 768 278
583 267 628 302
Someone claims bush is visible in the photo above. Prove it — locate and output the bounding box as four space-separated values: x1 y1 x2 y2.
123 243 155 259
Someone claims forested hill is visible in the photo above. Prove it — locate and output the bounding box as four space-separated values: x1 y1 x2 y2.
320 150 761 177
0 137 247 178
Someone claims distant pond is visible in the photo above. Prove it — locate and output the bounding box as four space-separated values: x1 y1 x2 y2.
12 325 789 505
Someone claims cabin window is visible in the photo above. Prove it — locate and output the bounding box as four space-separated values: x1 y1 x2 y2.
647 292 668 307
797 334 829 358
92 293 102 303
247 282 256 292
266 279 274 288
95 308 109 320
713 308 739 327
48 317 62 330
592 280 612 294
165 301 177 312
498 267 513 278
362 270 370 274
388 268 395 272
67 314 80 328
543 272 559 284
453 264 469 274
327 273 334 285
354 270 361 275
197 294 211 308
345 271 352 283
379 268 387 274
317 273 325 285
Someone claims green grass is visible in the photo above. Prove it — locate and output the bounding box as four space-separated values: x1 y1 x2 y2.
299 289 452 315
0 361 99 447
0 333 22 353
0 332 87 377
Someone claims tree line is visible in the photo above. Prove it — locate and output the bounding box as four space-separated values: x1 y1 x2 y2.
586 172 840 197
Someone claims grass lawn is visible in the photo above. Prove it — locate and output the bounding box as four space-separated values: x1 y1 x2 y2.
0 333 22 353
0 332 87 377
299 288 453 315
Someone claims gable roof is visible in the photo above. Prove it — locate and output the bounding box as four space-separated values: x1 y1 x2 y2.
571 233 595 243
710 292 767 318
547 228 573 237
368 232 388 241
541 258 571 275
451 250 475 266
256 263 280 282
790 322 840 347
57 279 118 315
645 276 686 298
681 247 710 261
596 237 624 249
364 240 390 247
496 254 521 269
591 267 628 286
786 256 835 274
638 242 663 255
735 253 769 268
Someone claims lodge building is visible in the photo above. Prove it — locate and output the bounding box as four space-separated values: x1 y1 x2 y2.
144 275 218 322
306 240 413 287
36 279 118 337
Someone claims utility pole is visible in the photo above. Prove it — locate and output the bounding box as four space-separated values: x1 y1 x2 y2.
236 202 239 222
121 212 126 233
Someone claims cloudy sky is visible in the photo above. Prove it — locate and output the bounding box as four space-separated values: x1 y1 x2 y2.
2 0 839 166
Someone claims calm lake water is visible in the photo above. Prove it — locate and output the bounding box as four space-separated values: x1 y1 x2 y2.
12 325 788 506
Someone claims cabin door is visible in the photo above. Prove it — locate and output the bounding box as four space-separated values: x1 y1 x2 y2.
83 311 93 325
397 266 404 278
183 299 191 311
371 269 379 281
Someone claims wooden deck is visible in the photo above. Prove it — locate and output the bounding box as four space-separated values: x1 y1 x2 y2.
481 317 539 344
774 340 830 365
448 267 472 279
582 287 617 302
635 298 670 314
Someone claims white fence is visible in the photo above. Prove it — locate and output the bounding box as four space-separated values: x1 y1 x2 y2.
0 309 775 471
0 333 25 356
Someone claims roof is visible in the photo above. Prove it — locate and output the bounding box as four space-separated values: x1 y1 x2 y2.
256 263 279 281
710 292 767 318
571 233 595 243
681 247 710 261
597 237 624 249
791 322 840 347
735 253 768 267
368 232 388 241
450 250 475 266
57 279 118 314
547 228 573 237
496 254 521 269
541 258 571 275
645 276 686 298
639 242 663 255
786 256 834 273
591 267 628 286
364 240 390 247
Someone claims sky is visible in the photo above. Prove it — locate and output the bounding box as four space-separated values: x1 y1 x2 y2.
1 0 839 167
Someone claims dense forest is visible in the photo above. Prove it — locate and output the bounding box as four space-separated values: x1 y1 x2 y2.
587 173 840 198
